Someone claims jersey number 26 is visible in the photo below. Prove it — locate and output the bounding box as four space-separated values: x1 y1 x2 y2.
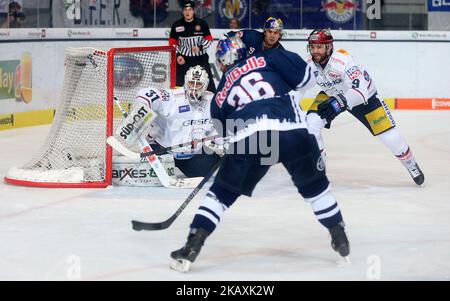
227 72 275 110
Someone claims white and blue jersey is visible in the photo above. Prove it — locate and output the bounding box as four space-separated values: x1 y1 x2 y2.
134 87 215 160
211 48 315 142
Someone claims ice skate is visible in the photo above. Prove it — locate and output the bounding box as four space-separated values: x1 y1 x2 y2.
406 162 425 186
170 228 209 272
329 222 350 261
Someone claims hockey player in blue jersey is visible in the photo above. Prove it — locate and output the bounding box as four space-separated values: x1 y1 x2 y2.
226 17 284 54
169 35 350 272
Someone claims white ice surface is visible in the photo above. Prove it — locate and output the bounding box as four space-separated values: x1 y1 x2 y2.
1 111 450 281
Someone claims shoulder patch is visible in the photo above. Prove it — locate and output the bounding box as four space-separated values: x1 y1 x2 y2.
337 49 349 55
178 105 191 113
346 65 362 80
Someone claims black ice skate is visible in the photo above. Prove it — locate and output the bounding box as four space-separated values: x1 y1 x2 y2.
407 162 425 186
329 222 350 261
170 228 209 272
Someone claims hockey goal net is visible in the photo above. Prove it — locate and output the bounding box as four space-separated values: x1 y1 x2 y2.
4 46 176 188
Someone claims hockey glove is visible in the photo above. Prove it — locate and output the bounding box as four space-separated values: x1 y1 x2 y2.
317 97 344 127
204 138 227 156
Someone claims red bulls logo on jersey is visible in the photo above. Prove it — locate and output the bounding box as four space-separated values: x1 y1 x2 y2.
215 56 267 107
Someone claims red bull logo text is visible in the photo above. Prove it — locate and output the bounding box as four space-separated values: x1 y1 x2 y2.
215 56 267 107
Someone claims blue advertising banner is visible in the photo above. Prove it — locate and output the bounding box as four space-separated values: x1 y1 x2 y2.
301 0 363 30
428 0 450 11
249 0 301 29
215 0 250 29
215 0 363 30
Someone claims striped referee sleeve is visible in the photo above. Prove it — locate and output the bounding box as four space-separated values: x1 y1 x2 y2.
201 34 213 50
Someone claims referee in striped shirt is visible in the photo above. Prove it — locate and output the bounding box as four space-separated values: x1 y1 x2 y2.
169 0 216 92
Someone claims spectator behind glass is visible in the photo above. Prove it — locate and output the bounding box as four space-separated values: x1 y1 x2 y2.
129 0 169 27
1 1 25 28
228 18 240 29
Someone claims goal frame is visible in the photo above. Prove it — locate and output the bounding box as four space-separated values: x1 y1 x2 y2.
4 46 176 188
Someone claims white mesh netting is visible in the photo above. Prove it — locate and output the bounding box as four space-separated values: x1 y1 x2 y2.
5 46 173 186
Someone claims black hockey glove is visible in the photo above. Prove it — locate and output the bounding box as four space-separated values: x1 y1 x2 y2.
317 97 344 127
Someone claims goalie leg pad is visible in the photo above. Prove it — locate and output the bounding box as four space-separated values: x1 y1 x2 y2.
112 154 175 186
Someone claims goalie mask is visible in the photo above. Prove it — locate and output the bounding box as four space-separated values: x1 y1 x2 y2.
184 65 209 107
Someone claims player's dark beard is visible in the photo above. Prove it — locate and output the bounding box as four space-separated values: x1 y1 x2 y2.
313 53 330 67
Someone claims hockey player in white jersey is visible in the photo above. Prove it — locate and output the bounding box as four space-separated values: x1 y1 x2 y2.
129 65 221 177
305 29 425 186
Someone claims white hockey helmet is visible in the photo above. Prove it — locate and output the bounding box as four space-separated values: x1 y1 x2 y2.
215 35 247 69
184 65 209 106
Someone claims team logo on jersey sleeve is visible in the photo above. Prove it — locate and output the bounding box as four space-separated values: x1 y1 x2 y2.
161 90 170 101
317 156 325 171
321 0 358 24
346 65 362 80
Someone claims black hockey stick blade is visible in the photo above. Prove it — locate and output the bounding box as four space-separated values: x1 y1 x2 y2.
132 217 175 231
130 158 222 231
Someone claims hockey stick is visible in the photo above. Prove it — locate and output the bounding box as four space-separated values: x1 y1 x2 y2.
106 134 219 160
131 157 223 231
111 97 202 189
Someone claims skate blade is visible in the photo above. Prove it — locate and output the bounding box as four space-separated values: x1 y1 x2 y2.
344 256 351 264
170 258 192 272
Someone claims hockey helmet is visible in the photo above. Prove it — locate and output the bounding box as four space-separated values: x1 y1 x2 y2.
307 29 334 61
308 29 334 45
264 17 283 33
215 35 247 69
184 65 209 106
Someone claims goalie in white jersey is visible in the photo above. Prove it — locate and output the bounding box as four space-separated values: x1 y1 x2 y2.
305 29 424 186
131 65 221 177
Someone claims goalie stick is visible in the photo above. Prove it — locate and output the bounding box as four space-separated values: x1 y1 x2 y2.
131 157 222 231
111 97 202 189
106 134 220 160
